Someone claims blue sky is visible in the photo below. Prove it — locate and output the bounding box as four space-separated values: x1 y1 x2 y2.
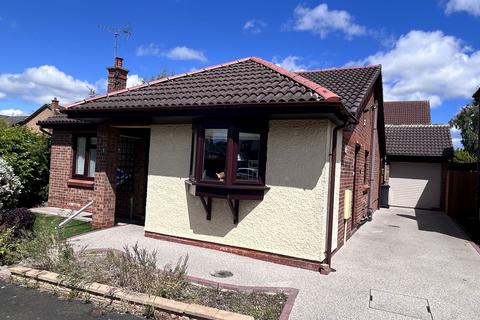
1 0 480 146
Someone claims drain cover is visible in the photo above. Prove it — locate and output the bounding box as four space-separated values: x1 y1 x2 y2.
369 289 433 320
210 270 233 278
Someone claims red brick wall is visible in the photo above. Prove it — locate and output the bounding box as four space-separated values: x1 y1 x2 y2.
337 93 382 249
47 130 95 210
47 126 119 229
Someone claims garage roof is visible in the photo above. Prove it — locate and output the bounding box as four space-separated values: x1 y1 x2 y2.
385 124 453 158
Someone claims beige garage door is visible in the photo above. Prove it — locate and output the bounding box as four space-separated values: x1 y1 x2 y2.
389 162 441 209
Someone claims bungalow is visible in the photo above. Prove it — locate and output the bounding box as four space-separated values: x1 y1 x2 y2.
383 101 453 210
1 103 57 133
39 57 385 272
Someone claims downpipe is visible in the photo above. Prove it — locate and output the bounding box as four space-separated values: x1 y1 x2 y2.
322 122 347 274
361 102 378 224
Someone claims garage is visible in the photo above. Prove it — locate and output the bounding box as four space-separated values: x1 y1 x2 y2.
389 162 441 209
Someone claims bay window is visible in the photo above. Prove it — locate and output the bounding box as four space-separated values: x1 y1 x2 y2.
73 135 97 179
189 121 268 199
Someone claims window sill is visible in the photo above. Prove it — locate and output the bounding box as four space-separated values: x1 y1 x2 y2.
185 180 268 200
67 178 95 189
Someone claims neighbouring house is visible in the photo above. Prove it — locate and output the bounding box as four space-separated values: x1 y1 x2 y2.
0 103 57 133
383 101 453 210
0 114 27 126
39 57 385 272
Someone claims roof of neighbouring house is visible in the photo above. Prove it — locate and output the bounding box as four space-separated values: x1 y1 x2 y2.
0 115 28 125
474 87 480 99
384 101 431 125
385 124 453 157
298 65 381 116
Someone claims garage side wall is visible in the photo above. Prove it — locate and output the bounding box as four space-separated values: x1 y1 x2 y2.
144 120 333 262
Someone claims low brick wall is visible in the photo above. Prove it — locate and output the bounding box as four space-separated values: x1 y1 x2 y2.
9 266 253 320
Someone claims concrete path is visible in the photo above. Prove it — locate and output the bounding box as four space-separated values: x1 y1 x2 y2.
71 208 480 320
0 280 142 320
30 206 93 223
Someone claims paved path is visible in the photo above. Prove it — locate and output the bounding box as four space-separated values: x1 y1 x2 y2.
0 280 142 320
72 208 480 320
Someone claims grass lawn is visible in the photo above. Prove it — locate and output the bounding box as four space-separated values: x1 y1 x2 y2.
34 214 93 239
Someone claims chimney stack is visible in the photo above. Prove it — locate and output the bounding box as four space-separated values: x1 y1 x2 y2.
107 57 128 93
51 97 60 114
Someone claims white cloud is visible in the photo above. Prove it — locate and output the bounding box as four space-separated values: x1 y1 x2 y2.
127 74 144 87
243 19 267 34
272 56 307 71
136 43 207 62
0 109 26 116
290 3 367 39
445 0 480 16
136 43 161 57
450 127 463 148
0 65 96 105
349 30 480 107
166 46 207 62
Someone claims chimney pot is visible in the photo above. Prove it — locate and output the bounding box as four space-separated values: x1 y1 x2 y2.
115 57 123 68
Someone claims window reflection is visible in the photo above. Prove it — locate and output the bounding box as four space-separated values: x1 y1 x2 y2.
202 129 228 181
236 132 260 181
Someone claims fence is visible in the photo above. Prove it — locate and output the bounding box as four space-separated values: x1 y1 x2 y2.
445 167 479 241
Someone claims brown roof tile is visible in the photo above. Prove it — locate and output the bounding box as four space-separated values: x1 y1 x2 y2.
384 101 431 125
297 66 381 115
385 124 452 157
65 57 341 113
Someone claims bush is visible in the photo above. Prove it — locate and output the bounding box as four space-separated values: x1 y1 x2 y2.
0 228 15 265
0 122 51 207
0 158 23 209
0 208 35 237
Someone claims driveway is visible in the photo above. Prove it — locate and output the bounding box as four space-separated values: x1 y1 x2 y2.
0 280 142 320
71 207 480 319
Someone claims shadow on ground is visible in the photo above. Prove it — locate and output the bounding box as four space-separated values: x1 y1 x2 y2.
396 209 468 241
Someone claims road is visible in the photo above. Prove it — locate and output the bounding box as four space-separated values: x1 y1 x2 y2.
0 280 143 320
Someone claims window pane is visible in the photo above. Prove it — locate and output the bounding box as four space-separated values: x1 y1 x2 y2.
202 129 227 181
88 148 96 177
90 137 97 146
236 132 260 181
75 137 86 175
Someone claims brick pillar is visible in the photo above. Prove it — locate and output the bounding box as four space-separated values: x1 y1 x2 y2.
92 125 119 228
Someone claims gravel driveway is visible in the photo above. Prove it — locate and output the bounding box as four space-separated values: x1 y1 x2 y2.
71 207 480 319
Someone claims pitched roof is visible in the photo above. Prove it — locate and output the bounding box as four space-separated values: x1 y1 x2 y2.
384 101 431 125
474 87 480 99
0 115 28 125
65 57 341 113
297 65 381 115
385 124 452 157
37 113 91 126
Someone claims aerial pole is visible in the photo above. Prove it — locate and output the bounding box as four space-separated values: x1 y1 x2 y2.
98 24 132 58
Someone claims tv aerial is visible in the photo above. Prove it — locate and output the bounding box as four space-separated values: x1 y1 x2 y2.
98 24 132 57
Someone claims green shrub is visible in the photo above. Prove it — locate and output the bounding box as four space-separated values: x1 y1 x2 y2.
0 228 15 265
0 122 50 207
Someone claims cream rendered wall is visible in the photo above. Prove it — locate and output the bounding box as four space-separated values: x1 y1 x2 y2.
144 120 336 262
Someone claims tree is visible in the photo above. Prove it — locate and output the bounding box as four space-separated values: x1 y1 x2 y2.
452 148 477 163
449 99 479 157
0 121 50 207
